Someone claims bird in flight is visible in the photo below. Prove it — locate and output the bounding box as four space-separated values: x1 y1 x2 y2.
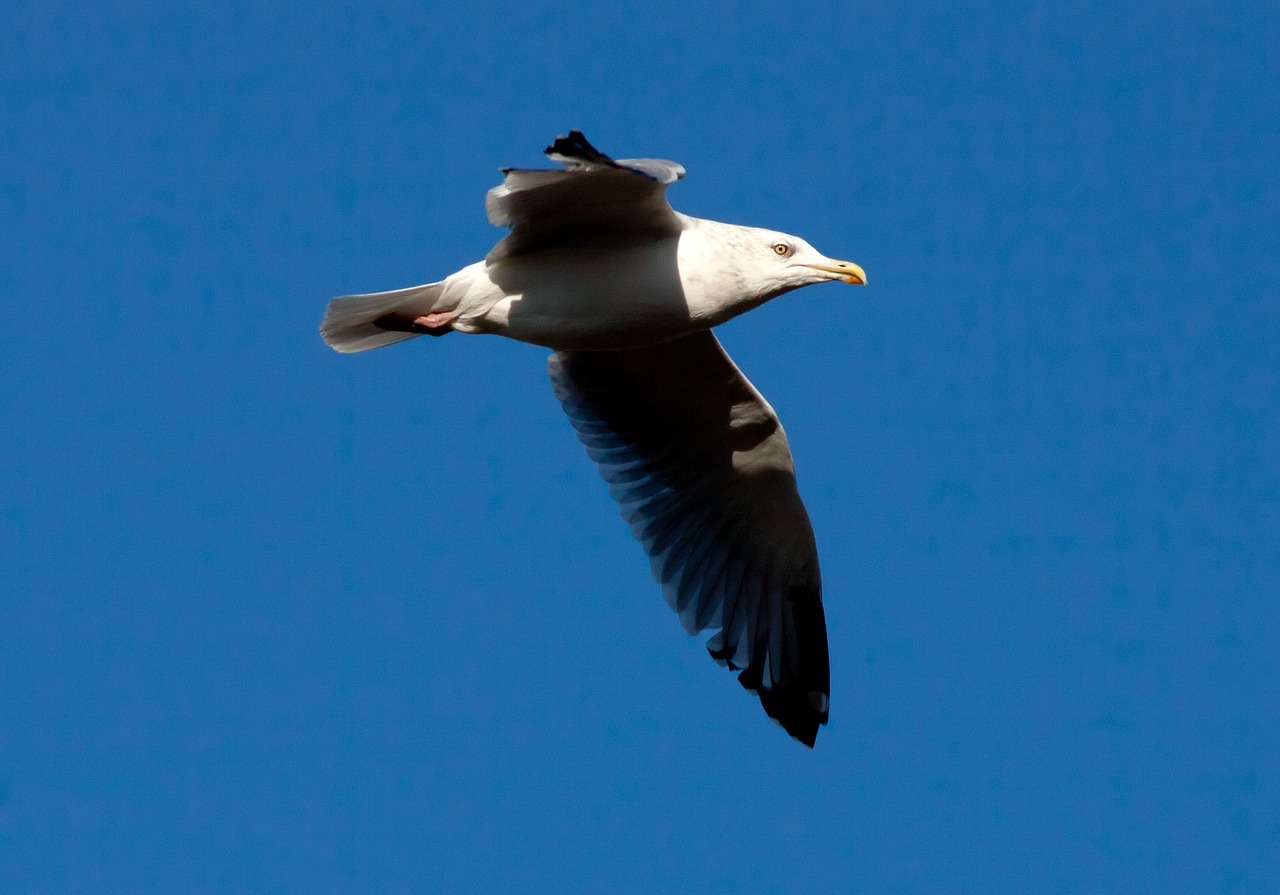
321 131 866 746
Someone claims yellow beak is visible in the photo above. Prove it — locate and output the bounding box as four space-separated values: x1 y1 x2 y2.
803 261 867 285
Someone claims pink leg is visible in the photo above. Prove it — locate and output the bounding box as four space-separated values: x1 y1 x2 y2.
412 311 457 329
373 309 458 336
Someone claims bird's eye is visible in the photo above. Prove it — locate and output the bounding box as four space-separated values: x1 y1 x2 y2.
773 242 791 256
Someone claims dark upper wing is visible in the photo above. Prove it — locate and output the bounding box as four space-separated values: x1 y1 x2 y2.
486 130 686 260
548 330 830 746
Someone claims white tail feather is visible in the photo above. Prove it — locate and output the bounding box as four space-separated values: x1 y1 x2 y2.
320 281 446 353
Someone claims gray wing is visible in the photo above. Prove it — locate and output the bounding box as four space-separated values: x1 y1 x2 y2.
549 330 830 746
486 130 686 260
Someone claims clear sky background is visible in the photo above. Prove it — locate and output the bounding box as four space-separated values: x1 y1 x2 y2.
2 1 1277 892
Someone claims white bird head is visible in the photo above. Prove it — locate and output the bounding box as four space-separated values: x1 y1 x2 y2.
678 220 866 319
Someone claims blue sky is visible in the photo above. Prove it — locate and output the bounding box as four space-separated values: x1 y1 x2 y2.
2 0 1277 891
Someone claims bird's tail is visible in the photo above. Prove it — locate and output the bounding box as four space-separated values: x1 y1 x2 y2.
320 281 447 353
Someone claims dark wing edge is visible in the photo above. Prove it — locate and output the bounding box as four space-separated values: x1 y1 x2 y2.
544 130 620 171
544 129 686 184
548 331 830 746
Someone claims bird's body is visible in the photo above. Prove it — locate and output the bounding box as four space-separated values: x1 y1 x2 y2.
329 215 860 352
322 131 865 746
450 237 695 349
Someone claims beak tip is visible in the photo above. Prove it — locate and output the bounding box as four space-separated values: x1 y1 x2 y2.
802 260 867 285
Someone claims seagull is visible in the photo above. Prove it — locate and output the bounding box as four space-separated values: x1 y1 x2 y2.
321 131 866 746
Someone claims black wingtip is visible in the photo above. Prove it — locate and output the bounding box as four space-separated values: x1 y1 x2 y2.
733 585 831 747
754 682 828 748
545 129 618 167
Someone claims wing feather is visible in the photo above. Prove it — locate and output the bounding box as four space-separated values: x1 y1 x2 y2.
548 330 830 746
486 130 686 259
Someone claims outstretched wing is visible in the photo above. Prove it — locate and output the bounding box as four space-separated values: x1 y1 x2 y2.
549 330 830 746
486 130 686 259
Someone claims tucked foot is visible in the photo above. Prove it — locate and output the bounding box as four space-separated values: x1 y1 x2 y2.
373 310 457 337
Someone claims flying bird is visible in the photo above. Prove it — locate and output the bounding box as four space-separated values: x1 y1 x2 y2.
321 131 866 746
